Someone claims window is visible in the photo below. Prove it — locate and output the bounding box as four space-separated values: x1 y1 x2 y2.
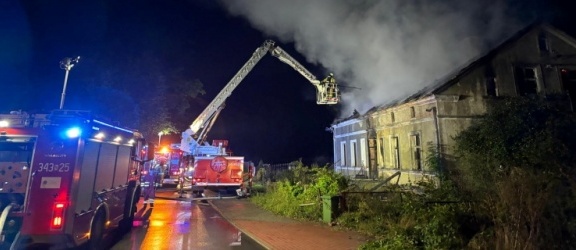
514 67 538 95
485 66 498 96
538 32 550 53
486 77 497 96
410 134 422 171
360 138 367 168
391 112 395 123
378 138 385 166
350 140 357 167
561 68 576 110
410 107 415 118
340 141 346 166
391 136 400 169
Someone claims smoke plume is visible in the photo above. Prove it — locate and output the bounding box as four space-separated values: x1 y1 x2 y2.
220 0 522 118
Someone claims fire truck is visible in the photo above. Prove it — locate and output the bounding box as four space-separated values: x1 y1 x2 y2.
0 110 154 249
157 145 183 186
186 140 244 193
178 40 340 195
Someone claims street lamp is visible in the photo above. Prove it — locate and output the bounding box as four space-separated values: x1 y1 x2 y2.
59 56 81 109
158 131 164 145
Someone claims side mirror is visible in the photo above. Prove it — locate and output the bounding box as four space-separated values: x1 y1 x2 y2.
132 139 144 162
132 139 155 162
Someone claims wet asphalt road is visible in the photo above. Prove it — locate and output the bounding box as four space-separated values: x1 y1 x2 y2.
107 189 265 250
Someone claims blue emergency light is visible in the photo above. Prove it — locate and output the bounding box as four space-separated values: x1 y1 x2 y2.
65 127 82 138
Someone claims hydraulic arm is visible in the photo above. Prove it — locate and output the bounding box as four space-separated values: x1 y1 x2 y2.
180 40 339 154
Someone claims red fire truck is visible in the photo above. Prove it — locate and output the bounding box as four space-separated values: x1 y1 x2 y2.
178 40 339 195
186 140 244 193
159 145 184 187
0 110 154 249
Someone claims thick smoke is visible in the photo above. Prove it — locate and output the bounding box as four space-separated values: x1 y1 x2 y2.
220 0 521 118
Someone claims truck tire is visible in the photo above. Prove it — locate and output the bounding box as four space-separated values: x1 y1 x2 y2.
121 186 140 233
87 210 105 250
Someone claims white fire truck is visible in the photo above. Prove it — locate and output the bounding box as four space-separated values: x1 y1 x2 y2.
178 40 340 194
0 110 154 249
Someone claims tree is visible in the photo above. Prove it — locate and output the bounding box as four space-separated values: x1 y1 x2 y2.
453 95 576 249
72 52 205 141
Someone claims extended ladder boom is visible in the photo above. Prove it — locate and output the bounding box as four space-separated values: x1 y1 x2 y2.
189 40 275 136
270 46 320 85
180 40 339 154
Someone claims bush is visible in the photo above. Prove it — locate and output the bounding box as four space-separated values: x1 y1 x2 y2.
338 181 469 249
250 97 576 249
251 164 348 220
453 96 576 249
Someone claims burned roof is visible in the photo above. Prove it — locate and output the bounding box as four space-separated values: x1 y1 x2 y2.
332 109 363 124
334 22 576 123
370 22 560 113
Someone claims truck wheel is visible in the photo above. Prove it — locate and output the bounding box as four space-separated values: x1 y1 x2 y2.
88 211 105 250
121 187 140 233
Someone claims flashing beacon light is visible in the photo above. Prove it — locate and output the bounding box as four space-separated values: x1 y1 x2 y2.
0 120 8 128
65 127 82 138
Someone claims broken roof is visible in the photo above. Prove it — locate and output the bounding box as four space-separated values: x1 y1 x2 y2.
369 22 576 113
334 22 576 124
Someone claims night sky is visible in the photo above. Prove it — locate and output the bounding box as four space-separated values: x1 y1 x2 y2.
1 0 574 165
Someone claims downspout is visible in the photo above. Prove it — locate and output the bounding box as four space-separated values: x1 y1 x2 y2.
426 106 442 177
365 114 377 180
326 125 339 174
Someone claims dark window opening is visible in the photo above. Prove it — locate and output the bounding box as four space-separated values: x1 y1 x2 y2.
351 141 357 167
391 112 395 123
392 136 400 169
485 66 497 96
410 107 415 118
341 143 347 166
561 68 576 110
514 67 538 95
538 32 550 53
410 134 422 171
486 78 497 96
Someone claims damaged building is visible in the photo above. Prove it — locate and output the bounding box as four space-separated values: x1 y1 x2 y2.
331 23 576 183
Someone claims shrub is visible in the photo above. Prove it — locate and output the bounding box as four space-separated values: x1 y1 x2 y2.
251 164 348 220
453 96 576 249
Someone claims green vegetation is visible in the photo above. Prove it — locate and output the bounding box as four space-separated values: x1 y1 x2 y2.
251 161 348 220
451 96 576 249
250 96 576 250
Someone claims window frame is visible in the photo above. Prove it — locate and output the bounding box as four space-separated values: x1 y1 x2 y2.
390 136 400 169
409 133 423 171
514 66 540 95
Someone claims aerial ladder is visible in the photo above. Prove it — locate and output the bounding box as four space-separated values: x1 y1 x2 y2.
179 40 340 155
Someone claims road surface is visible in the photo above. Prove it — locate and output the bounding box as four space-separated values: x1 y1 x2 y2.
108 189 265 250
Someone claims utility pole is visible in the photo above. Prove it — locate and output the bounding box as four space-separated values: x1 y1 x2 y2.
59 56 81 109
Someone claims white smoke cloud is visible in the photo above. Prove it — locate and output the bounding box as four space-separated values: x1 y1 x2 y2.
219 0 521 118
